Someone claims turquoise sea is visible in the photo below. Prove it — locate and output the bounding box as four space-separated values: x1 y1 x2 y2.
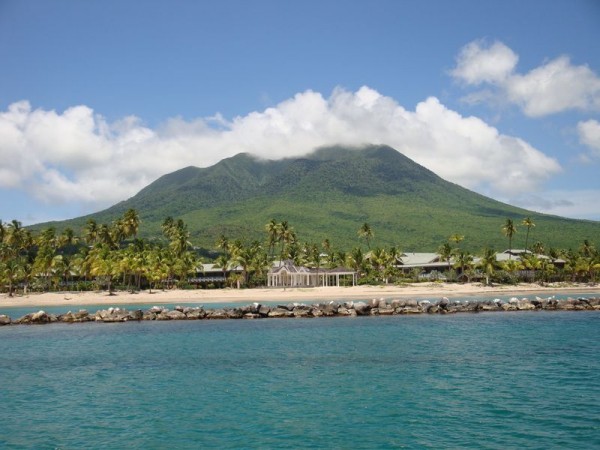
1 302 599 448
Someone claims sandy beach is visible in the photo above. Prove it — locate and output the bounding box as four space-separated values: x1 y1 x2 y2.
1 283 598 309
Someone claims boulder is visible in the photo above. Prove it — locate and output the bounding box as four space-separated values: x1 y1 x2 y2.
243 313 261 319
378 306 395 315
206 309 229 319
258 305 271 317
167 310 187 320
353 302 370 316
0 314 11 325
185 308 206 320
293 308 312 318
226 308 243 319
268 307 294 318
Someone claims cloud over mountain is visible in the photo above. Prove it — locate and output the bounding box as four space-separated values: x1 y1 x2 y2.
0 87 560 211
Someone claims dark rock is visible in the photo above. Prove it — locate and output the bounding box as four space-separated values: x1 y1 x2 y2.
258 305 271 317
353 301 370 315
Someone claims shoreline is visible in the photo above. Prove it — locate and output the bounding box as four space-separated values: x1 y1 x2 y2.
1 283 599 309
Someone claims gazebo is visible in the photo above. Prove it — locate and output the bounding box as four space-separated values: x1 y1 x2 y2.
267 260 357 287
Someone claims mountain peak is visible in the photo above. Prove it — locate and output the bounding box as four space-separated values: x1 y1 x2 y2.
39 144 598 251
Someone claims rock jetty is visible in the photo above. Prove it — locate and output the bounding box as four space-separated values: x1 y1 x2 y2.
1 296 599 326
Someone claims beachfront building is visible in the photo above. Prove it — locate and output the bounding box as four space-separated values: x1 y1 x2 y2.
188 263 243 288
267 260 357 287
396 253 451 274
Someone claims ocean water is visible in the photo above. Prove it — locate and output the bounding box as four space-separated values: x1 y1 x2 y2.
0 311 599 449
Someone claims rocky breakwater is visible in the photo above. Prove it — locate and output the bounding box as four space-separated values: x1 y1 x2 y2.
1 296 599 326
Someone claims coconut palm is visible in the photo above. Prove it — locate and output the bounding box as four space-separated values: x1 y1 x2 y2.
370 247 392 283
84 219 99 244
449 234 464 249
1 257 25 297
532 241 545 255
579 240 596 258
0 220 7 245
277 221 296 263
348 247 366 278
453 251 474 282
522 217 535 252
478 248 498 286
538 258 555 284
122 209 140 239
264 219 279 260
437 242 453 272
502 219 517 259
502 259 523 282
521 253 542 282
358 223 374 250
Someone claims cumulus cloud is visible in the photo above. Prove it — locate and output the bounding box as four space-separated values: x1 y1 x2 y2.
451 40 600 116
451 40 518 85
577 119 600 157
0 87 561 213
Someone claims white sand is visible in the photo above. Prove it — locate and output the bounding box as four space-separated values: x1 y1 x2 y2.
1 283 598 308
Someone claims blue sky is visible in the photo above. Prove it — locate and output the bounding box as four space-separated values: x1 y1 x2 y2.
1 0 599 224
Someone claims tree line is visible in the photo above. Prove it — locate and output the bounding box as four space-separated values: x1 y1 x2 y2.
1 211 599 296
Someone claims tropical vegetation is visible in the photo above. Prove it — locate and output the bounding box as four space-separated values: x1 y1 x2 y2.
1 210 599 296
30 145 600 252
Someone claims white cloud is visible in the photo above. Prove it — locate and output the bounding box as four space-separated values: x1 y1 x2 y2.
578 119 600 157
451 40 518 85
452 40 600 117
0 87 561 215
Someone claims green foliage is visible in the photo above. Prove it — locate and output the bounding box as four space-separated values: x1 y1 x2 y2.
29 145 600 252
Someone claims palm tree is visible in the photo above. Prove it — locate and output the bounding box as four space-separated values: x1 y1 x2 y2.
478 248 498 286
0 219 6 243
277 221 295 264
122 209 140 239
502 259 523 282
59 228 77 250
449 234 464 249
1 257 25 297
437 242 453 273
348 247 366 279
453 251 474 283
521 253 542 282
579 239 596 258
370 247 392 283
532 241 545 255
84 219 99 245
522 217 535 252
358 223 373 250
264 219 279 260
502 219 517 259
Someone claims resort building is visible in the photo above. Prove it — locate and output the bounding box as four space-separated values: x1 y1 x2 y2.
267 260 357 287
188 263 242 288
395 252 451 274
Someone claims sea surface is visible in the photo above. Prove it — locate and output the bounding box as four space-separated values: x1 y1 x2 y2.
0 306 599 448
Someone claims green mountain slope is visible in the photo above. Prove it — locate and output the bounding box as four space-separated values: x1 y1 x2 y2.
37 145 599 252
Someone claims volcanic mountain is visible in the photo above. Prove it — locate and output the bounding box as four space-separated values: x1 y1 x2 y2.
43 145 599 251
